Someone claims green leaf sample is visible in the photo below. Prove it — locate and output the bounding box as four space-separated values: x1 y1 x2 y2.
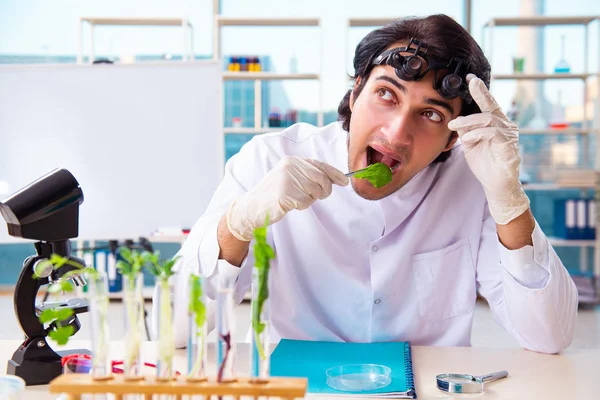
353 162 393 188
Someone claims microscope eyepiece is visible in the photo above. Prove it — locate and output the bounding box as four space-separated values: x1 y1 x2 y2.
0 168 83 241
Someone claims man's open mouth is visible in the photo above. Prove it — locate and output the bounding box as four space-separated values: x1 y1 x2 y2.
367 146 402 172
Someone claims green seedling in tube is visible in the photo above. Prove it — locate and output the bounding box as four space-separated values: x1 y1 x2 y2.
116 247 146 378
144 250 180 379
188 274 207 378
252 215 275 360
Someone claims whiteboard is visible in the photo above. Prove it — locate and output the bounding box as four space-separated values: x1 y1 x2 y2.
0 61 223 241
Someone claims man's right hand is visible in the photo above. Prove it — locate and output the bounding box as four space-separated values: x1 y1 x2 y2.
225 156 349 241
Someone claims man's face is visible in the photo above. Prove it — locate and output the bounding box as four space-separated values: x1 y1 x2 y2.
347 43 462 200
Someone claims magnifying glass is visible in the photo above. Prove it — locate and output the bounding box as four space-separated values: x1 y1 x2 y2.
436 370 508 394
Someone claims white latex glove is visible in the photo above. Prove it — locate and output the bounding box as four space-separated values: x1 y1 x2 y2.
448 74 530 225
226 156 349 241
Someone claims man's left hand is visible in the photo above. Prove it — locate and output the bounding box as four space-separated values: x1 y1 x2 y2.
448 74 530 225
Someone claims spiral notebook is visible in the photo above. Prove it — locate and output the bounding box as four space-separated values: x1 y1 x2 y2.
270 339 416 399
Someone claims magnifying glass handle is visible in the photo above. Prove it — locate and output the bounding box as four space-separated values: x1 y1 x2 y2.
479 370 509 383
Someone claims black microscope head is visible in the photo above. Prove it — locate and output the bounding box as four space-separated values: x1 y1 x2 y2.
0 168 84 242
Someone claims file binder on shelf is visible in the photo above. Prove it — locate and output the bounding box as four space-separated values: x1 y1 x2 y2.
554 198 596 240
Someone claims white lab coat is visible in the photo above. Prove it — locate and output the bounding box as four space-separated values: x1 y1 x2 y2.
155 121 578 354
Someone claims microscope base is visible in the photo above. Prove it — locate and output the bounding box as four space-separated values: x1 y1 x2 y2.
6 337 90 386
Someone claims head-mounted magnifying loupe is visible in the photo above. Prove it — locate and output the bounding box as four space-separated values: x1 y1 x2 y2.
371 38 473 104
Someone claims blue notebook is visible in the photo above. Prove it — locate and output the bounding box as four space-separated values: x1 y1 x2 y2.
270 339 416 398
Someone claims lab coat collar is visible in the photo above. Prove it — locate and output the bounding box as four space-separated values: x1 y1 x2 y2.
378 163 442 235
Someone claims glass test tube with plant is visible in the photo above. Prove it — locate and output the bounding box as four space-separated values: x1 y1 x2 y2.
145 251 179 381
187 273 208 381
116 247 147 381
250 216 275 382
217 269 236 383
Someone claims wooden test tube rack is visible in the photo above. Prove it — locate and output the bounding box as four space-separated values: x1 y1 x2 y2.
49 375 308 400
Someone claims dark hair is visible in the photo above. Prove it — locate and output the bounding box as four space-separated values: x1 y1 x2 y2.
338 14 491 163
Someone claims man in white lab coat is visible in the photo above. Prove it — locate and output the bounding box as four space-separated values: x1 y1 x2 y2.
162 14 578 354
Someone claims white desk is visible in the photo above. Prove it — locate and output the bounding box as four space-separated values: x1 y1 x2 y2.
1 340 596 399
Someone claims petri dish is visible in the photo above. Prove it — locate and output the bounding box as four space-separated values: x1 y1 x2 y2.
0 375 25 400
326 364 392 392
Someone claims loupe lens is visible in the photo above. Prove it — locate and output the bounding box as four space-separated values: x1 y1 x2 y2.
445 75 462 89
407 57 422 71
439 74 464 99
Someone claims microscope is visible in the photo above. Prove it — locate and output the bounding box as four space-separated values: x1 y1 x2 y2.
0 168 90 385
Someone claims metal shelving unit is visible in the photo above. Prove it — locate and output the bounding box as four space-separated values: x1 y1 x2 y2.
77 17 195 64
522 183 595 191
216 17 320 27
548 238 596 247
222 72 320 80
484 15 600 304
213 1 324 132
519 128 600 135
223 127 282 134
492 73 594 80
347 18 400 27
484 16 598 27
